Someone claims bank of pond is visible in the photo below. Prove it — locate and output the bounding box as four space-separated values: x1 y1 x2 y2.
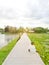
0 33 20 65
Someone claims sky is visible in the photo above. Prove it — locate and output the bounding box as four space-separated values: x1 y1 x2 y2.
0 0 49 28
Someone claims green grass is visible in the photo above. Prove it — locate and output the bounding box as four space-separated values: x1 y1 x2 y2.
28 33 49 65
0 37 19 65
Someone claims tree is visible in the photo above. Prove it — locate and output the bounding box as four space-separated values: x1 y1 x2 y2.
17 27 25 33
33 27 48 33
4 26 17 33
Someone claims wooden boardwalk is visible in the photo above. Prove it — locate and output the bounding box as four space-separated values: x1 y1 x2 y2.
2 33 45 65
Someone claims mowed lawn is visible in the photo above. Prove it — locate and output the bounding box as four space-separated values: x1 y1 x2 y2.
0 37 19 65
28 33 49 65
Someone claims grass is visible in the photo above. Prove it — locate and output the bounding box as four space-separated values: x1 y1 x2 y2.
0 37 19 65
28 33 49 65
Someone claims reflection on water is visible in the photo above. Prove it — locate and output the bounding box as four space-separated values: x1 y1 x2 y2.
0 34 18 48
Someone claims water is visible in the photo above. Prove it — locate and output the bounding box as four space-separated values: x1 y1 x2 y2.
0 33 18 48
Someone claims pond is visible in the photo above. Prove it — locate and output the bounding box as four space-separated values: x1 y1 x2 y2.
0 33 18 48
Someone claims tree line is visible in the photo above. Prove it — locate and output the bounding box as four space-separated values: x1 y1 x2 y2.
0 26 49 34
4 26 25 33
32 27 49 33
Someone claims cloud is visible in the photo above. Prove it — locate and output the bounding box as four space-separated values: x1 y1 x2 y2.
40 17 49 24
25 0 49 19
0 0 49 28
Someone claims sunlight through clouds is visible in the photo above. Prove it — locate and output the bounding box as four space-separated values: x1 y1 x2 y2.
0 0 49 28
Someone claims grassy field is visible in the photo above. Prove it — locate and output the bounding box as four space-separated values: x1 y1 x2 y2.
28 33 49 65
0 37 19 65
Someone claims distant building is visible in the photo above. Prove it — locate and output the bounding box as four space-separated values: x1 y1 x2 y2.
28 31 34 33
